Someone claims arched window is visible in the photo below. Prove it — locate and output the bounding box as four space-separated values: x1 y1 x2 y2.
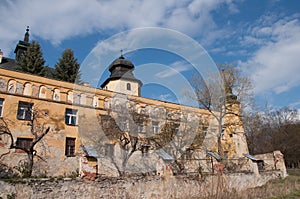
39 86 47 98
7 80 16 93
80 93 86 105
53 88 60 101
23 83 32 96
126 83 131 90
67 91 73 103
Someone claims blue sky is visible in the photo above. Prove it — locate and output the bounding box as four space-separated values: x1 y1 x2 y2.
1 0 300 111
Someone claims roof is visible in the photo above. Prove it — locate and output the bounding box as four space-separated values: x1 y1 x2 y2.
0 57 18 70
156 149 174 161
109 55 134 72
243 153 261 162
101 56 142 88
207 151 221 161
0 56 54 78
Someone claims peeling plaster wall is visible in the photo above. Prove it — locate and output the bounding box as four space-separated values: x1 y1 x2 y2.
0 68 253 177
255 151 288 178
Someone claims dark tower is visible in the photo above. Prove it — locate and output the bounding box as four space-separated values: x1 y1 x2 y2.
14 26 30 61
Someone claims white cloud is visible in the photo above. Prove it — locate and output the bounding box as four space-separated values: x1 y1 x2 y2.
155 61 193 78
0 0 236 56
156 93 175 102
239 16 300 95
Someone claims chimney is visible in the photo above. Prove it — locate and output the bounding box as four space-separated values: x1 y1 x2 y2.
0 49 3 64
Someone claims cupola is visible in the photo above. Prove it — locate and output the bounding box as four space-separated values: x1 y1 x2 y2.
101 55 142 96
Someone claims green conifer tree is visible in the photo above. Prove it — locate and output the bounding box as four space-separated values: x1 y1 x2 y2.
53 49 81 83
16 40 46 76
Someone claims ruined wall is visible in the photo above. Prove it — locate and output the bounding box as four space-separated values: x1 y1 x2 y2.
255 151 288 178
0 172 283 199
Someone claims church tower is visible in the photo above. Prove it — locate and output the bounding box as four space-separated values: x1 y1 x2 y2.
101 55 142 96
14 26 30 61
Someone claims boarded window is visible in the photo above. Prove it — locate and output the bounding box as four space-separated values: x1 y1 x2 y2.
65 137 76 157
16 138 33 150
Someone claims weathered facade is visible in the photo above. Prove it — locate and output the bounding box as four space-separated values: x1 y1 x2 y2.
0 29 286 179
0 63 254 177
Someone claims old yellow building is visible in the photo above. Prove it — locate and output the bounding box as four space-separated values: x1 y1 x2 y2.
0 30 253 178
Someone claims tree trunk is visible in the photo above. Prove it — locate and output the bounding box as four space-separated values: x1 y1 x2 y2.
218 116 223 159
27 152 34 177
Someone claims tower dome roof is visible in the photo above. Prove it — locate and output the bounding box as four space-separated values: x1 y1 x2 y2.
109 55 134 72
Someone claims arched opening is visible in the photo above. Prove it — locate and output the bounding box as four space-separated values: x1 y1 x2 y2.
23 83 32 96
7 79 16 93
126 83 131 91
39 86 47 98
53 88 60 101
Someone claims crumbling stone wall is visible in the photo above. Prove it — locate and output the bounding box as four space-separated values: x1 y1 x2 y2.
0 172 283 199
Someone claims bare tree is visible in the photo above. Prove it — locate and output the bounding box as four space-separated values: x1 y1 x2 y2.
245 107 300 168
99 109 147 176
0 108 50 177
190 64 253 157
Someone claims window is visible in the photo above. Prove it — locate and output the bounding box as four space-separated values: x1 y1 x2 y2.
202 126 208 137
126 83 131 90
221 129 226 140
0 98 4 117
65 137 75 157
184 148 193 159
65 108 78 125
53 89 60 101
39 86 46 98
17 101 33 120
137 122 145 133
152 121 159 134
175 124 182 136
16 138 33 150
142 145 150 157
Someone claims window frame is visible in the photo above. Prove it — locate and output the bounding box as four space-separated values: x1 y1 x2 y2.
141 145 150 157
17 101 33 121
137 121 146 133
0 98 4 117
65 137 76 157
126 83 131 91
16 137 33 151
65 108 78 126
152 121 159 134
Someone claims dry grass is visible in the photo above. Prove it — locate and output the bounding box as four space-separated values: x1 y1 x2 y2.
207 174 300 199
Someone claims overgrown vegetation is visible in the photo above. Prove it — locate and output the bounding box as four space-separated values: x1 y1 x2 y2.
244 107 300 168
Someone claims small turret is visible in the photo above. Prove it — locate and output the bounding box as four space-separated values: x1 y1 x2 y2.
101 52 142 96
14 26 30 61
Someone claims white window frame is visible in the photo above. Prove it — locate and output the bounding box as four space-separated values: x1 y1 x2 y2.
65 108 78 125
152 121 159 134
